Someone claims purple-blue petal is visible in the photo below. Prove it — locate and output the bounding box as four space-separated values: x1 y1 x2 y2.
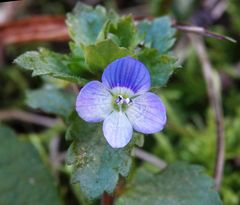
76 81 113 123
126 92 166 134
102 56 151 95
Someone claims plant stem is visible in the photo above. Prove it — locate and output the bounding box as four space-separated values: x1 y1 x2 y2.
101 193 114 205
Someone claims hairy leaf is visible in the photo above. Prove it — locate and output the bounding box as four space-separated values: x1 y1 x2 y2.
84 40 131 72
107 16 139 49
66 114 133 199
0 125 62 205
116 163 222 205
138 48 180 87
66 2 117 45
26 88 75 120
14 48 87 85
137 16 176 54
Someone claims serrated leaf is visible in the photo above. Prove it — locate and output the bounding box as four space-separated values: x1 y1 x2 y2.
66 115 132 199
14 48 87 85
0 125 62 205
116 163 222 205
66 2 118 45
138 48 180 87
108 16 139 49
84 40 131 72
137 16 176 54
26 88 75 120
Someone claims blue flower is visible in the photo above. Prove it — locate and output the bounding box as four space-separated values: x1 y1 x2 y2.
76 56 166 148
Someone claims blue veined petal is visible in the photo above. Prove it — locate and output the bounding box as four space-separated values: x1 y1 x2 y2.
76 81 113 122
102 56 151 95
126 92 166 134
103 111 133 148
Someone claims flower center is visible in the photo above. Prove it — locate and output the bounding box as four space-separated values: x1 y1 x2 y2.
113 95 133 111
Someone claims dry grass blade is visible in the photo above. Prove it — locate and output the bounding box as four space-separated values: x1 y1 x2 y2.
173 23 237 43
190 35 225 191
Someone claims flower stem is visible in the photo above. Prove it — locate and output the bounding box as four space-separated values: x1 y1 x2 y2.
101 193 114 205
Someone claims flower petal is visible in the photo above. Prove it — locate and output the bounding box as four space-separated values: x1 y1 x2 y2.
102 56 151 94
126 92 166 134
76 81 112 122
103 111 133 148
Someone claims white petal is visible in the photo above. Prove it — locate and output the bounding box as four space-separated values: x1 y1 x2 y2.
103 111 133 148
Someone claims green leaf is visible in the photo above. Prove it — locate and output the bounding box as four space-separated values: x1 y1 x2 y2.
69 41 85 57
116 163 222 205
84 39 131 72
67 42 90 75
137 16 176 54
14 48 87 85
107 16 139 49
66 115 132 199
138 48 180 87
26 88 75 120
66 2 117 45
0 125 62 205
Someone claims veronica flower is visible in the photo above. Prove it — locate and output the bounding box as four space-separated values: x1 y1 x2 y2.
76 56 166 148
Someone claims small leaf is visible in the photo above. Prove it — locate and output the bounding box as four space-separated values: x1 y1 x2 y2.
68 42 90 75
66 2 118 45
66 114 133 199
14 48 87 85
116 163 222 205
84 40 131 72
26 88 75 120
138 48 180 87
108 16 139 49
0 125 62 205
137 16 176 54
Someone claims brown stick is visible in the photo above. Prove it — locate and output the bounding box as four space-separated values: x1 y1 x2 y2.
0 109 61 127
190 35 225 191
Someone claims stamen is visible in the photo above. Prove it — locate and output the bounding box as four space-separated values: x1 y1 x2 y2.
115 95 133 108
124 98 133 105
115 95 124 104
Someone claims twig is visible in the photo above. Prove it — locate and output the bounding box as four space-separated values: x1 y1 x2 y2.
132 148 167 169
173 0 235 43
172 23 236 43
0 109 61 127
190 35 225 191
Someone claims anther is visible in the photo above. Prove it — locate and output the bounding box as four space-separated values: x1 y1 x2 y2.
124 98 133 105
115 95 124 104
